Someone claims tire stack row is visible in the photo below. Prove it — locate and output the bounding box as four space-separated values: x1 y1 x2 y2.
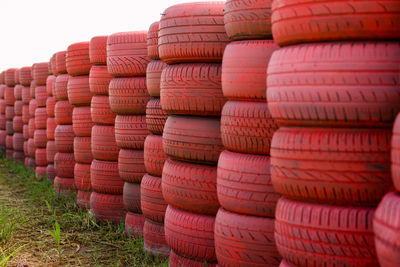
267 1 400 266
0 71 6 153
159 2 228 266
4 68 17 160
214 1 281 266
27 73 38 168
107 31 150 228
13 69 25 162
89 36 124 223
141 21 169 258
20 67 33 168
33 63 49 179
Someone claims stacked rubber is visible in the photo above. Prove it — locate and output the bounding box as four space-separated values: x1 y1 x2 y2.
268 1 400 265
54 50 75 195
20 67 33 168
12 69 25 162
213 2 282 266
27 75 38 168
141 21 170 258
89 36 125 223
4 68 18 160
159 2 228 266
0 71 6 154
107 31 150 229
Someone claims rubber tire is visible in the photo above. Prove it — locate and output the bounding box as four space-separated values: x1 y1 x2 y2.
115 115 149 149
90 192 125 224
67 75 92 106
146 60 166 97
46 164 56 181
91 125 119 161
55 100 73 125
19 67 33 86
144 135 167 177
13 116 23 132
90 95 116 125
392 114 400 191
46 97 55 117
35 148 48 166
6 121 14 135
28 99 36 118
46 140 56 163
22 105 30 124
123 182 141 213
146 98 167 135
89 36 108 65
54 177 76 195
55 51 67 75
14 100 23 115
55 125 74 153
147 22 160 60
141 174 167 223
27 138 36 157
74 162 92 191
46 75 56 96
5 106 15 120
12 132 24 151
77 190 91 210
91 159 123 194
74 136 92 164
143 219 170 258
4 86 16 106
72 106 94 137
118 149 146 183
28 119 35 138
89 65 112 95
5 68 17 87
13 151 25 162
30 80 36 99
54 74 70 101
169 250 217 267
32 62 49 86
54 152 75 178
50 53 57 76
22 86 31 104
66 42 91 76
35 86 47 107
46 117 56 140
34 108 47 129
34 129 47 148
125 212 145 238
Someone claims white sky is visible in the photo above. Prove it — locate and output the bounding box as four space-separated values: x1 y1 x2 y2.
0 0 219 71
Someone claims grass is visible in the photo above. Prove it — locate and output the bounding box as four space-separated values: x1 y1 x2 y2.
0 157 168 266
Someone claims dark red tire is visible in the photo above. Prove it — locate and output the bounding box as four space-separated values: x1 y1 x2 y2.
165 205 216 261
5 106 15 120
169 250 217 267
144 135 167 177
54 176 76 195
46 75 56 96
118 149 145 183
54 74 70 101
90 192 125 224
12 116 23 132
30 80 36 99
35 86 47 107
89 65 112 95
159 2 229 64
163 116 223 165
34 108 47 129
74 137 92 164
32 62 49 86
123 182 141 213
107 31 150 77
12 133 24 151
373 191 400 267
14 100 23 114
46 117 56 140
143 219 170 258
66 42 91 76
14 70 20 88
125 212 145 238
392 114 400 191
77 190 91 210
46 140 56 163
46 97 55 117
19 67 33 86
91 159 124 194
55 51 67 75
109 77 150 115
35 148 47 166
27 157 36 169
22 106 29 124
275 197 378 267
162 159 218 215
35 166 47 180
13 152 25 163
27 138 36 157
72 106 93 137
67 76 92 106
6 121 14 135
54 152 75 178
221 101 278 154
34 129 47 148
141 174 167 223
160 63 226 116
22 86 31 104
267 42 400 127
5 68 17 87
89 36 108 65
146 60 166 97
28 119 35 138
0 115 5 131
0 100 6 114
28 99 37 118
0 130 6 146
90 95 116 125
54 125 74 153
46 164 56 181
147 22 160 60
91 125 119 161
115 115 148 149
271 0 400 47
271 127 392 206
4 86 15 106
54 100 73 125
74 163 92 191
215 208 280 266
146 98 167 135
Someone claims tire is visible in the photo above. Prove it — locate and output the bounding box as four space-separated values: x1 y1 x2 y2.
90 192 125 224
50 53 57 76
91 125 119 161
22 105 29 124
271 0 400 47
28 99 36 118
90 95 116 125
77 190 91 210
118 149 146 183
54 100 73 125
27 138 36 157
6 121 13 135
217 150 280 217
74 163 92 191
34 108 47 129
13 116 23 132
22 86 31 104
66 42 91 76
54 152 75 178
5 86 15 105
89 65 112 95
55 74 70 101
35 166 47 180
0 131 6 146
14 100 23 115
35 148 48 166
5 68 16 87
163 116 223 165
89 36 108 65
159 2 229 64
107 31 150 77
0 100 5 114
46 140 56 163
46 164 56 181
30 80 36 99
146 98 167 135
109 77 150 115
35 86 47 107
14 69 20 85
123 182 141 213
271 127 392 206
143 219 170 258
146 60 166 97
67 76 92 106
32 62 49 86
55 125 74 153
115 115 148 149
267 42 400 127
160 63 226 116
72 106 93 137
147 22 160 60
0 115 5 131
46 97 55 117
275 197 378 267
91 159 124 194
12 132 24 151
169 250 217 267
46 75 56 96
13 151 25 162
373 191 400 267
125 212 145 238
55 51 67 75
165 205 216 261
19 66 33 86
141 174 167 223
5 149 13 159
144 135 167 177
46 118 56 140
215 208 280 267
392 114 400 191
54 177 75 195
34 129 47 148
221 101 278 154
14 85 22 101
5 106 15 120
27 157 36 169
74 137 92 164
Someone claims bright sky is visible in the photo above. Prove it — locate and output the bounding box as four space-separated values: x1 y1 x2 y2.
0 0 218 71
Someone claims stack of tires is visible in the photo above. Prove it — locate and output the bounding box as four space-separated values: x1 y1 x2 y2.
20 67 33 167
158 2 228 265
268 1 400 266
54 50 75 194
107 31 150 227
27 75 38 169
141 21 169 257
89 36 124 223
13 69 25 162
0 71 6 153
4 68 17 160
33 63 49 179
214 1 281 266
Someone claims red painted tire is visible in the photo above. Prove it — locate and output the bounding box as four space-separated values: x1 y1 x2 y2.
0 130 6 146
91 125 119 161
125 212 145 238
74 163 92 191
66 42 91 76
50 54 56 75
5 68 17 87
144 135 167 177
115 115 148 149
13 152 25 163
145 98 167 135
55 51 67 75
54 100 73 125
373 191 400 267
19 67 32 86
91 159 123 194
141 174 167 223
46 75 56 96
107 31 150 77
32 62 49 86
35 166 47 180
143 219 170 258
34 108 47 129
217 150 279 217
5 106 15 120
90 192 125 224
28 99 36 118
0 100 6 114
109 77 150 115
267 42 400 127
221 101 278 154
74 137 92 164
27 138 36 157
21 86 31 104
271 127 392 206
46 97 55 117
22 106 29 124
275 197 378 267
169 250 217 267
46 117 56 140
72 106 93 137
6 121 14 135
55 125 74 153
35 86 47 107
54 74 70 101
146 60 166 97
89 36 108 65
12 116 23 132
54 176 76 195
14 69 20 86
4 86 15 106
89 65 112 95
147 22 160 60
77 190 91 210
67 76 92 106
12 132 24 151
159 2 229 64
14 100 23 116
162 159 218 215
46 164 56 181
34 129 47 148
392 114 400 191
27 157 36 169
35 148 47 166
215 208 280 266
30 80 36 99
5 149 13 159
163 116 223 165
118 149 146 183
46 140 56 163
54 152 75 178
165 205 216 261
90 95 116 125
123 182 141 213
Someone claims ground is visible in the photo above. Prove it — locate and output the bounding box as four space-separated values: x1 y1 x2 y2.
0 158 167 267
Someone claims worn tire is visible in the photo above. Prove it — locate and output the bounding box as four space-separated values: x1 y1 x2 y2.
74 137 92 164
146 60 167 97
54 177 76 195
22 86 31 104
46 117 56 140
34 108 47 129
123 182 141 213
54 74 70 101
91 159 123 194
90 95 116 125
89 65 112 95
35 86 47 107
12 132 24 151
118 149 146 183
46 75 56 96
55 51 67 75
54 100 73 125
35 148 48 166
46 140 56 163
19 67 33 86
147 22 160 60
89 36 108 65
5 106 15 120
141 174 167 223
143 219 170 258
144 135 167 177
28 99 36 118
77 190 91 210
54 152 75 178
32 62 49 86
90 192 125 224
27 138 36 157
34 129 47 148
4 86 16 106
12 116 23 132
74 163 92 191
115 115 148 149
169 250 217 267
392 114 400 191
146 98 167 135
66 42 91 76
72 106 93 137
91 125 119 161
125 212 145 238
46 97 55 117
67 76 92 106
55 125 74 153
46 164 56 181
